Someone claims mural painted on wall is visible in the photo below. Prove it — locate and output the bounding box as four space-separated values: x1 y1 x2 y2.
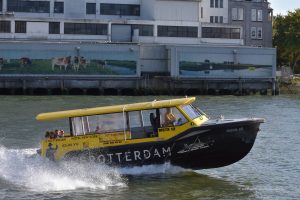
179 60 273 78
0 57 136 75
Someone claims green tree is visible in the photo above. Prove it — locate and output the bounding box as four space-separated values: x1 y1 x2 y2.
273 9 300 73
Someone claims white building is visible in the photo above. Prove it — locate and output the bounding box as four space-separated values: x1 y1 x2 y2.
0 0 247 46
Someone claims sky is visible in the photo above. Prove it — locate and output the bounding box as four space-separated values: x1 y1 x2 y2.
269 0 300 15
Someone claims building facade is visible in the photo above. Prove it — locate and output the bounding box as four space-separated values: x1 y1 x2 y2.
228 0 273 47
0 0 277 94
0 0 272 47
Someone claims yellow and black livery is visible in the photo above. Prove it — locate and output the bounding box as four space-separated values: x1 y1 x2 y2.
36 97 264 169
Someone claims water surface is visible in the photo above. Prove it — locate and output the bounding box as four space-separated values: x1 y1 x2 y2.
0 95 299 199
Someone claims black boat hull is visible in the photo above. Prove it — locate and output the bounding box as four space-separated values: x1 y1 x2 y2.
63 118 263 169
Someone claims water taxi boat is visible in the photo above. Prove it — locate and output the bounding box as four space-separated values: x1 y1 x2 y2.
36 97 264 169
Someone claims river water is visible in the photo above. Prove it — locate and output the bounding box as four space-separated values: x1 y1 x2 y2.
0 95 299 199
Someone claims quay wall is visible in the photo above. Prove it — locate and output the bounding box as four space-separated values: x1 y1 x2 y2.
0 41 277 95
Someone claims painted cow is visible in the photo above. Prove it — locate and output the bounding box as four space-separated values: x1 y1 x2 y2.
52 56 71 71
96 60 107 69
0 58 4 71
20 57 32 67
72 56 90 71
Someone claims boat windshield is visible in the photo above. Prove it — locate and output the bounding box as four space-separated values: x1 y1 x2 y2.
180 104 203 119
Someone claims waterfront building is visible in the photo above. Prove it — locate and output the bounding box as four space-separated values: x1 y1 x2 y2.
0 0 272 46
0 0 277 95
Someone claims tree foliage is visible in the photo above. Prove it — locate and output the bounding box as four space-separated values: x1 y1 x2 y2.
273 9 300 73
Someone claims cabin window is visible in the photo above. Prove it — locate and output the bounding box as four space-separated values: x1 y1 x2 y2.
87 113 125 134
128 111 142 128
180 105 202 120
161 107 188 127
141 109 160 128
127 109 161 139
71 116 89 136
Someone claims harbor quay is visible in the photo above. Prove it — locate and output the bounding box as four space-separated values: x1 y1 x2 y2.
0 41 277 95
0 0 277 95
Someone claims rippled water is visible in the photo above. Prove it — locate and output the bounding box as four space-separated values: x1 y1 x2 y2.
0 95 299 199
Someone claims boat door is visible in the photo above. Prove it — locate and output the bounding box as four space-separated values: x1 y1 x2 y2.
128 109 159 139
111 24 132 42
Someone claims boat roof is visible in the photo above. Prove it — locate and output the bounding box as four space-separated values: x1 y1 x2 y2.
36 97 196 121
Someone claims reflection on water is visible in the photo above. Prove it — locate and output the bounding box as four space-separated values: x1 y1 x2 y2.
125 173 254 200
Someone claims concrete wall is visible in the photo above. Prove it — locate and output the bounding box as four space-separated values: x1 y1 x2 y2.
0 41 277 95
0 41 141 76
154 1 200 21
0 41 276 79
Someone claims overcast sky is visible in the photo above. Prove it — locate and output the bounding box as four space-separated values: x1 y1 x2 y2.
269 0 300 15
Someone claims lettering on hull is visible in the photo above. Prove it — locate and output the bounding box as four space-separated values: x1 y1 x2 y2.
71 146 172 164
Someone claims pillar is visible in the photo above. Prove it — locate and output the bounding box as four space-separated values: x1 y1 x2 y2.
2 0 7 12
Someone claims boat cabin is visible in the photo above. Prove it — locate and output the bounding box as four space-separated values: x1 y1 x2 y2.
36 97 209 160
70 105 200 139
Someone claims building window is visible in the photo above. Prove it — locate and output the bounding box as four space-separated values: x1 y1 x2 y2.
257 10 263 21
210 16 223 23
202 27 240 39
158 26 198 38
0 21 11 33
132 25 153 36
251 9 257 21
64 23 107 35
215 16 219 23
232 8 244 21
251 27 257 38
15 21 26 33
211 0 222 8
49 22 60 34
8 0 50 13
54 2 64 14
238 8 244 20
257 27 263 39
0 0 2 11
86 3 96 14
210 0 214 8
215 0 219 8
100 4 140 16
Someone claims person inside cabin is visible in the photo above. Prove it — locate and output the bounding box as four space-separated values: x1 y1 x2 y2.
150 113 157 134
164 108 176 127
95 125 101 133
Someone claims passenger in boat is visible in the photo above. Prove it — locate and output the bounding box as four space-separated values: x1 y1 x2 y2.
150 111 161 135
54 130 59 138
95 126 101 133
49 131 55 139
58 130 64 138
150 113 158 134
164 108 176 127
45 131 50 138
